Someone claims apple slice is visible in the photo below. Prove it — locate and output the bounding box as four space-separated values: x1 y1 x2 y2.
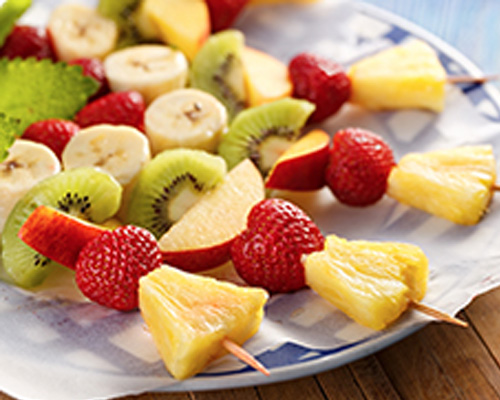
139 0 210 61
17 205 107 270
265 129 330 191
242 46 293 107
159 159 265 272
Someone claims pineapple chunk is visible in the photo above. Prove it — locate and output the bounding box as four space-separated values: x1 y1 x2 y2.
139 265 269 379
348 40 447 112
305 235 428 330
387 145 497 225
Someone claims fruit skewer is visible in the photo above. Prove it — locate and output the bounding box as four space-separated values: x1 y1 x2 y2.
230 198 468 331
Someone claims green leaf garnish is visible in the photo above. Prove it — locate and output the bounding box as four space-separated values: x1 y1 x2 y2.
0 0 32 47
0 58 99 133
0 113 20 162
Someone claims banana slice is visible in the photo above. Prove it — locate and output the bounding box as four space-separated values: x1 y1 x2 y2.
61 124 151 188
48 3 119 62
0 139 61 233
145 88 228 154
104 44 189 104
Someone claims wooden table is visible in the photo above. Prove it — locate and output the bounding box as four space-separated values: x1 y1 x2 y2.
2 1 500 399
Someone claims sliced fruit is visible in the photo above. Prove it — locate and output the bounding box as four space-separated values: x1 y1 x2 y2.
304 234 429 330
265 129 330 191
18 205 107 270
0 25 56 61
348 40 447 112
104 44 189 104
242 46 293 107
217 97 315 175
125 148 227 239
145 88 228 154
47 3 119 62
61 124 151 188
205 0 249 32
0 139 61 233
190 29 247 120
97 0 145 48
387 145 497 225
139 264 269 379
138 0 210 61
2 167 122 288
159 158 264 272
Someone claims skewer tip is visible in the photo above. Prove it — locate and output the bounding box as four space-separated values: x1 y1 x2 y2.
223 338 270 376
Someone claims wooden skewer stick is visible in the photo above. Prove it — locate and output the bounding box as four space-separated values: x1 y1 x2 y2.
447 74 499 85
492 184 500 192
409 301 468 328
222 338 270 376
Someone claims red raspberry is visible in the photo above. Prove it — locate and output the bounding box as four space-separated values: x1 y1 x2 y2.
68 58 109 101
75 225 162 311
205 0 249 32
288 52 351 123
0 25 56 60
231 198 324 293
74 91 145 132
325 127 396 207
22 119 80 159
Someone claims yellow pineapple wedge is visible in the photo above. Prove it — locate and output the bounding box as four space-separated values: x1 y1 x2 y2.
139 265 269 380
387 145 497 225
348 40 447 112
304 234 428 330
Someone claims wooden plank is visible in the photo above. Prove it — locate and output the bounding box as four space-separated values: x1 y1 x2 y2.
378 316 500 399
348 355 401 400
193 387 259 400
376 326 461 399
117 392 191 400
465 287 500 365
315 365 365 400
256 376 326 400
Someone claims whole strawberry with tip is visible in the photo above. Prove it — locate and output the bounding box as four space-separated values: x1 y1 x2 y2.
231 198 324 293
325 127 396 206
288 52 351 123
75 225 162 311
75 90 146 132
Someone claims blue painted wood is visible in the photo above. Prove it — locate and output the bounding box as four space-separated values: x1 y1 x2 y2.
361 0 500 87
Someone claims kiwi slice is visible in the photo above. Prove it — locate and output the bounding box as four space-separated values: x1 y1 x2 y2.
1 167 122 288
125 148 227 239
190 29 247 120
217 97 316 175
97 0 151 48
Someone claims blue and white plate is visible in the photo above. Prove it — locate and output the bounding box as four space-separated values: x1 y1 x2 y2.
2 1 500 399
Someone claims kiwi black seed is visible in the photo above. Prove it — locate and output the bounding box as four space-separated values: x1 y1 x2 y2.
125 148 227 239
1 167 122 288
217 97 316 176
190 29 247 120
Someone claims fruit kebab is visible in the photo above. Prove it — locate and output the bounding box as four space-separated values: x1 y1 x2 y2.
230 197 468 329
287 40 498 122
16 204 271 379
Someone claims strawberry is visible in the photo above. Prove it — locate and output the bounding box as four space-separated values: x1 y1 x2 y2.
325 127 396 207
0 25 56 61
205 0 249 32
288 52 351 123
68 58 109 101
74 91 145 132
22 119 80 159
75 225 162 311
231 198 324 293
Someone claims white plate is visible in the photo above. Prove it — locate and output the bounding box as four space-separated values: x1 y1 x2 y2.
2 1 500 399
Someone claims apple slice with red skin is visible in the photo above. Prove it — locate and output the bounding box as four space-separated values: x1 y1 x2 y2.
17 205 107 270
265 129 331 191
159 159 265 272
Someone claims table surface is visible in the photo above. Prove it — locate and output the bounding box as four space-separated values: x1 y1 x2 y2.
2 1 500 399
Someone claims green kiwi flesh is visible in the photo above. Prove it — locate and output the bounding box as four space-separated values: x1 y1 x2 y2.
190 29 247 120
97 0 148 48
217 97 316 175
125 148 227 239
1 167 122 288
